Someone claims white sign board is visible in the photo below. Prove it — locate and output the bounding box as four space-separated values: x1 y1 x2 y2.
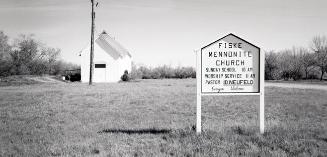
201 34 260 94
196 33 264 134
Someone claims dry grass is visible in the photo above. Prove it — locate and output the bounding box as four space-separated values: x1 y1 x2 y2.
0 75 63 86
0 79 327 156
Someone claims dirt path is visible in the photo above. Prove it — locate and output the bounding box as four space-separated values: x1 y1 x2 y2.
265 82 327 91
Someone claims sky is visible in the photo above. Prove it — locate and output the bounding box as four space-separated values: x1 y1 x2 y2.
1 0 327 67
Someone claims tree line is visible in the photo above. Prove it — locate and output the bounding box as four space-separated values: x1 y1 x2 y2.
1 30 327 81
129 64 196 79
265 35 327 81
0 31 78 76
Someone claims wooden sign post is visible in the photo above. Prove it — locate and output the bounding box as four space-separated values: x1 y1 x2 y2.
196 33 264 134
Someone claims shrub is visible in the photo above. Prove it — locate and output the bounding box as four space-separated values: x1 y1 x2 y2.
174 67 196 79
121 70 130 81
0 59 13 76
138 66 152 79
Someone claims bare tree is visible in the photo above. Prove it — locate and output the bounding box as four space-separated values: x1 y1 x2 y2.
299 48 316 79
289 47 303 80
14 34 39 65
311 35 327 81
278 48 303 80
0 31 12 76
265 50 278 80
10 34 39 74
278 50 292 80
0 31 11 59
40 47 61 74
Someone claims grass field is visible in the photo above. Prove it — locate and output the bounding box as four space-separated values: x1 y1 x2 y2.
0 79 327 156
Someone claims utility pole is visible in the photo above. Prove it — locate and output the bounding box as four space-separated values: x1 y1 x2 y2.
89 0 95 85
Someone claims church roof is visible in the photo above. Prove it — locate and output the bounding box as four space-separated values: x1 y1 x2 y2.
96 31 132 59
80 31 132 59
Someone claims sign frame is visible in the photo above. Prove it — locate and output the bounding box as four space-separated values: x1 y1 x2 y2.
196 33 265 134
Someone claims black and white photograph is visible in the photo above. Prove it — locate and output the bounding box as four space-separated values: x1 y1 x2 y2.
0 0 327 156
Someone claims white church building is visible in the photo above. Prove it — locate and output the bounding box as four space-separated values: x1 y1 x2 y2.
80 31 132 83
